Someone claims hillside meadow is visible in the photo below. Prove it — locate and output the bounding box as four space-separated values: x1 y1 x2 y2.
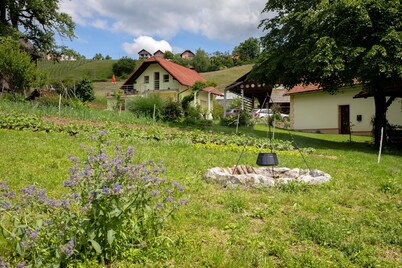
0 103 401 267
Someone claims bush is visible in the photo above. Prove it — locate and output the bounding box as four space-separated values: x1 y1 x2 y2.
0 131 187 266
220 110 252 127
75 78 95 102
126 94 166 119
112 57 137 77
162 101 183 122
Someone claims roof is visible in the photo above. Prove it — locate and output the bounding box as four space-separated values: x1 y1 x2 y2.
138 49 151 55
270 88 290 103
181 49 195 56
283 84 322 96
121 56 206 87
202 86 223 96
154 50 164 55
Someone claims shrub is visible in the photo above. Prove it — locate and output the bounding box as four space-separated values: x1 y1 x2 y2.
220 110 252 127
75 78 95 102
112 57 137 77
162 101 183 122
0 131 187 266
126 94 165 119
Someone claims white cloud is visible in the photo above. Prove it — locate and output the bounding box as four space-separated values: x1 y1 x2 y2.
59 0 267 43
122 36 173 57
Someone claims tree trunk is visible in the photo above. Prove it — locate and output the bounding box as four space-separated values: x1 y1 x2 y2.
373 90 387 146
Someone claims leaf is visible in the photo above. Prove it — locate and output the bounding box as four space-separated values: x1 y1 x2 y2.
107 229 115 245
90 239 102 254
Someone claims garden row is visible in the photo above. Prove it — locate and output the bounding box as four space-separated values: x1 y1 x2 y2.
0 112 313 153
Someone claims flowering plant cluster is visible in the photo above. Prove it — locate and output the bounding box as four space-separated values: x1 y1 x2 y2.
0 131 187 266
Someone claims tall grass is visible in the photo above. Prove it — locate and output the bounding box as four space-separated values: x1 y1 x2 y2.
0 99 152 125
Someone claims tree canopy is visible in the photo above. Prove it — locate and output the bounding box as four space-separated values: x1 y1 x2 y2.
0 0 75 54
0 37 47 93
253 0 402 144
233 37 261 63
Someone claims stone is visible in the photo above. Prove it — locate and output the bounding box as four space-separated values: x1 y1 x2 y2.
204 166 332 188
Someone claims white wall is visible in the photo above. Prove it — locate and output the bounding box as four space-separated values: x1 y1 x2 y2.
292 87 402 133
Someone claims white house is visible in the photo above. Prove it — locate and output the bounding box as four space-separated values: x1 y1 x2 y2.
284 85 402 135
116 56 222 118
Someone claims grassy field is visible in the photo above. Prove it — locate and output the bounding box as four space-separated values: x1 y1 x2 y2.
38 59 116 82
0 104 401 266
201 64 253 90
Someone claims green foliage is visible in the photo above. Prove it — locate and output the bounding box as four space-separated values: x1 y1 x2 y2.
0 0 75 53
0 131 186 266
220 110 252 127
233 37 261 63
75 78 95 102
162 101 183 122
0 37 45 92
112 57 137 77
191 49 210 72
92 53 104 60
126 94 166 119
211 101 224 119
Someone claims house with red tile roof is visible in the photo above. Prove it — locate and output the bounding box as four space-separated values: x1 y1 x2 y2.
180 50 195 60
284 84 402 135
118 56 222 118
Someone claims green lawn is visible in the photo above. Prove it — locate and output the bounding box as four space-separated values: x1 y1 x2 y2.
0 110 401 266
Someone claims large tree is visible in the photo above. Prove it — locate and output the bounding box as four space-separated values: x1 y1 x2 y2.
0 0 75 55
253 0 402 145
0 37 47 93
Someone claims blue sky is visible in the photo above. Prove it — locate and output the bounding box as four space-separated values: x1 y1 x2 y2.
58 0 269 60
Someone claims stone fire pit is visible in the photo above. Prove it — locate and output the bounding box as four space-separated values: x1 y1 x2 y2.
204 165 331 188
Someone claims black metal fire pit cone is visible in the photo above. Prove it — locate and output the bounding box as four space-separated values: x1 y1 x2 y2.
256 152 278 166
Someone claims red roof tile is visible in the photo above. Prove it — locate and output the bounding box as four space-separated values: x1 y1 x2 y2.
283 84 322 96
122 56 205 88
202 86 223 96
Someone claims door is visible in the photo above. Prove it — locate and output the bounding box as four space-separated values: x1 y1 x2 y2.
154 72 160 90
339 105 350 134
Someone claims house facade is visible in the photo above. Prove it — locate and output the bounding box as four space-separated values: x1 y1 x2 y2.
118 56 222 118
181 50 195 60
138 49 152 60
285 85 402 135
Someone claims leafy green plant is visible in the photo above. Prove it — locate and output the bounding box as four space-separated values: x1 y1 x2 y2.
162 101 183 122
75 78 95 102
126 94 165 119
0 131 187 266
378 179 401 195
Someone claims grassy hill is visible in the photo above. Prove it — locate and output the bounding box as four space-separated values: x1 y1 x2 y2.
201 64 253 89
38 59 252 90
38 59 116 82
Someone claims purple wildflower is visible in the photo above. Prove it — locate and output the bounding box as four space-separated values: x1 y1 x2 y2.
126 146 134 156
99 130 107 136
113 183 123 194
47 199 57 207
166 196 174 202
179 198 189 205
151 190 159 196
16 262 26 268
0 181 7 190
156 202 162 209
102 186 111 194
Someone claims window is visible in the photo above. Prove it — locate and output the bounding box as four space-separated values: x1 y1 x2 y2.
144 76 149 84
163 74 169 83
